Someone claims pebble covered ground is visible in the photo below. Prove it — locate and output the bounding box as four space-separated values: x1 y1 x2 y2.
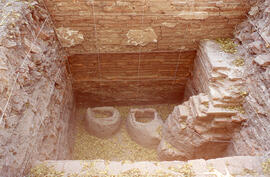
72 104 176 161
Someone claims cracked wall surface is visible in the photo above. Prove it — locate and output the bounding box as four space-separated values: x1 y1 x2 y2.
159 40 246 161
126 27 157 46
44 0 251 54
43 0 251 105
0 0 74 176
180 0 270 159
228 0 270 156
56 27 84 47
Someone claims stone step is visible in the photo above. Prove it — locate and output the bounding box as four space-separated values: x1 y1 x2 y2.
203 129 233 141
215 69 243 81
198 93 210 104
231 115 247 123
211 70 228 80
30 156 264 177
209 86 223 100
200 41 232 71
211 118 232 128
189 96 208 118
198 94 210 114
174 105 190 120
209 85 243 103
206 104 237 117
194 124 211 134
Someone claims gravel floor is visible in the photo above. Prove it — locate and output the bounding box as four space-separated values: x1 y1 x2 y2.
72 104 176 161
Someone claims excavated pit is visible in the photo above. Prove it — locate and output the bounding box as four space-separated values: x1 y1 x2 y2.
70 39 247 162
1 0 270 176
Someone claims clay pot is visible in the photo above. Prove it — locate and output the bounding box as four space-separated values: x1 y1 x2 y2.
85 107 121 138
126 108 163 148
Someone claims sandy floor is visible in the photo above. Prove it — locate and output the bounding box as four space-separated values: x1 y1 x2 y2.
72 104 176 161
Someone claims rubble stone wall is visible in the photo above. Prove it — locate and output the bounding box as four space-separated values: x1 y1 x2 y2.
159 40 246 161
228 0 270 156
0 0 74 176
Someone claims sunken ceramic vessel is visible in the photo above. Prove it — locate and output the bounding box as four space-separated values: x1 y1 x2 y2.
86 107 121 138
126 108 163 148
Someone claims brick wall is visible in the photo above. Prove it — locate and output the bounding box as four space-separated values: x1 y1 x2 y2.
44 0 251 105
45 0 251 53
228 0 270 156
0 1 74 176
72 51 195 105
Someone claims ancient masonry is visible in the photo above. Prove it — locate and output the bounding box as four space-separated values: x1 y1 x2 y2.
0 0 74 176
1 0 270 176
45 0 251 105
229 0 270 156
158 40 246 160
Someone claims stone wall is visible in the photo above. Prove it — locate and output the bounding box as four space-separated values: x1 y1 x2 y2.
228 0 270 156
182 0 270 158
159 40 246 161
0 0 74 176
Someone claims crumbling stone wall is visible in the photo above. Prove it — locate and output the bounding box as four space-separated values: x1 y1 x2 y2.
159 40 246 161
228 0 270 156
0 0 74 176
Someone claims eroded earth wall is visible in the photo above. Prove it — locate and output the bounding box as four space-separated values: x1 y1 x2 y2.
228 0 270 156
0 0 74 176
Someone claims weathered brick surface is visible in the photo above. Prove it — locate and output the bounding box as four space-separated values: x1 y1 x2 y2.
44 0 251 53
71 51 195 105
44 0 251 105
0 1 74 176
228 0 270 156
159 40 246 161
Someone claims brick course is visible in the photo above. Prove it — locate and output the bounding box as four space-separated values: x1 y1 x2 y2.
45 0 251 104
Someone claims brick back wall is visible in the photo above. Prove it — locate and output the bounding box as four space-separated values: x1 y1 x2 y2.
45 0 251 105
71 51 196 105
44 0 251 54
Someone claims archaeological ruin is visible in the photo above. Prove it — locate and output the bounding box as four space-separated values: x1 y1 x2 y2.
0 0 270 176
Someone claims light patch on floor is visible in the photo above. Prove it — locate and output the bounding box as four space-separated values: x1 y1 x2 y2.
72 104 176 161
